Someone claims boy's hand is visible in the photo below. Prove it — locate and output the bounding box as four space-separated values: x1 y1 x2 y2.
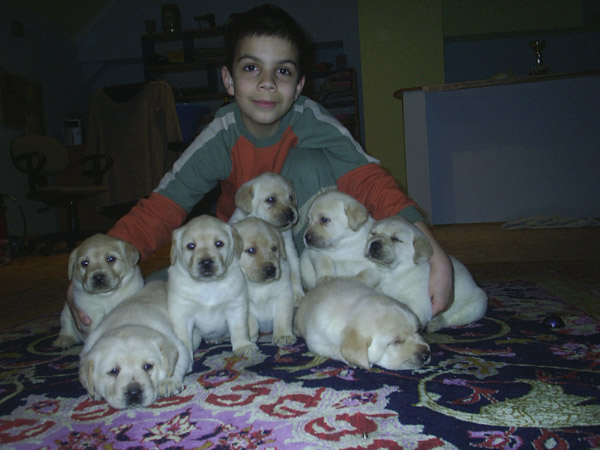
66 282 92 331
414 222 454 316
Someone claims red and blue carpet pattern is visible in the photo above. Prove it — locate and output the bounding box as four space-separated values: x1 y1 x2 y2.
1 281 599 449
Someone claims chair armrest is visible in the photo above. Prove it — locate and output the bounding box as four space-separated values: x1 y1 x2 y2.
12 152 48 189
79 154 114 185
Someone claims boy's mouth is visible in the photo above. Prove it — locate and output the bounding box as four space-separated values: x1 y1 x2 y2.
253 100 277 108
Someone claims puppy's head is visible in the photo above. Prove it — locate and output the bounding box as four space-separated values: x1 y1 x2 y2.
369 304 431 370
366 216 432 269
170 215 243 281
233 217 286 284
304 190 369 249
79 326 178 409
342 301 431 371
68 234 140 294
235 172 298 230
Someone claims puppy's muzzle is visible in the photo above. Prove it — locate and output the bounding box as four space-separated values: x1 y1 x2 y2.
278 208 297 229
91 271 108 289
125 381 144 406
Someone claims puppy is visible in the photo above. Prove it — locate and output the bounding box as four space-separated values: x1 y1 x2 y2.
52 233 143 349
233 217 296 347
167 215 258 360
229 172 304 303
366 216 488 332
79 280 191 409
294 278 430 370
300 189 380 290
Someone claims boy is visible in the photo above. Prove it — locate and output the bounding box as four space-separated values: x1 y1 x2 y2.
69 4 453 326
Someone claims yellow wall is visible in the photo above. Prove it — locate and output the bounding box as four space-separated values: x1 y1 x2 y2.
357 0 445 190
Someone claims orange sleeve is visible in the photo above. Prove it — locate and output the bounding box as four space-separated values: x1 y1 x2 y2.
337 163 418 220
107 192 188 260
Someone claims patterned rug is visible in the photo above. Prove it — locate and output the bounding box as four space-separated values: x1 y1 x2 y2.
1 281 599 449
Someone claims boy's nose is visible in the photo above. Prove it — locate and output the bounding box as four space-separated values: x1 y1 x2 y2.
258 73 276 91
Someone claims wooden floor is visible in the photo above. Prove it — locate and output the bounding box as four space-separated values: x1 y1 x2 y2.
1 223 599 328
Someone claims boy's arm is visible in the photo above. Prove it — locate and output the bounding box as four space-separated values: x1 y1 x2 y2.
108 192 188 260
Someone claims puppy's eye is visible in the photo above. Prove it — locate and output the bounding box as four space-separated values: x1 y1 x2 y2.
246 247 256 255
271 246 278 253
393 338 405 345
391 237 402 243
289 195 295 203
319 217 330 224
143 363 153 372
106 255 116 263
186 242 195 250
215 240 224 248
266 196 276 204
81 260 89 267
108 367 120 377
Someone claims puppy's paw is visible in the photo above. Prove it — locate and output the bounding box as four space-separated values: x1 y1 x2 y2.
158 377 184 398
273 334 297 347
52 334 79 349
233 343 259 357
425 317 444 333
205 336 230 345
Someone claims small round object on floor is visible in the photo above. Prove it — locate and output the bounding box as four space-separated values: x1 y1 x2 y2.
543 315 565 329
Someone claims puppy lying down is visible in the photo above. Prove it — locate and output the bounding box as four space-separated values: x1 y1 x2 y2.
79 280 191 409
366 216 488 332
294 278 431 370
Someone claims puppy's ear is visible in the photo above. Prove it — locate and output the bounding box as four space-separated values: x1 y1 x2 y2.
235 183 254 214
170 228 183 265
231 226 244 258
159 340 179 377
79 356 95 399
413 234 433 265
277 230 287 261
120 239 141 267
340 327 372 370
68 247 79 280
345 202 369 231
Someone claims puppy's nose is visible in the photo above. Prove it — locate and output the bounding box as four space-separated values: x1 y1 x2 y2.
125 382 143 405
418 348 431 365
369 241 382 255
304 232 313 246
92 272 105 286
199 258 214 271
284 209 295 223
263 264 276 279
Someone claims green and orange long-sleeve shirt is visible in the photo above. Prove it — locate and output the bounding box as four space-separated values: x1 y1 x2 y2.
109 95 422 259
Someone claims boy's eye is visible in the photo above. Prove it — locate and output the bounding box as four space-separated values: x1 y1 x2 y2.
277 67 291 76
243 64 258 72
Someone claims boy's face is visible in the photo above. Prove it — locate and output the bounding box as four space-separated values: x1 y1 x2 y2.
222 34 305 139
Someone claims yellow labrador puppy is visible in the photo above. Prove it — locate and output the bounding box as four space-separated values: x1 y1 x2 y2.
294 278 431 370
233 217 296 347
79 280 191 409
167 215 257 360
366 216 488 332
300 190 380 290
229 172 304 303
52 233 143 349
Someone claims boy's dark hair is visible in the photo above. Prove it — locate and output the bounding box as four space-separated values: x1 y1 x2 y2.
224 3 309 79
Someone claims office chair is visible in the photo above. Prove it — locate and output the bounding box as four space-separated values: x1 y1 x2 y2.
10 135 113 255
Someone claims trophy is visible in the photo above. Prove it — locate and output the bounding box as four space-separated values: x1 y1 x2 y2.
528 40 549 75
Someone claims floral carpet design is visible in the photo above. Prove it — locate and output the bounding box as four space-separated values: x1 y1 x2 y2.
1 281 599 449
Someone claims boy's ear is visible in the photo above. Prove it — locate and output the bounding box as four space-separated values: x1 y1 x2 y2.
222 66 235 96
295 75 305 100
